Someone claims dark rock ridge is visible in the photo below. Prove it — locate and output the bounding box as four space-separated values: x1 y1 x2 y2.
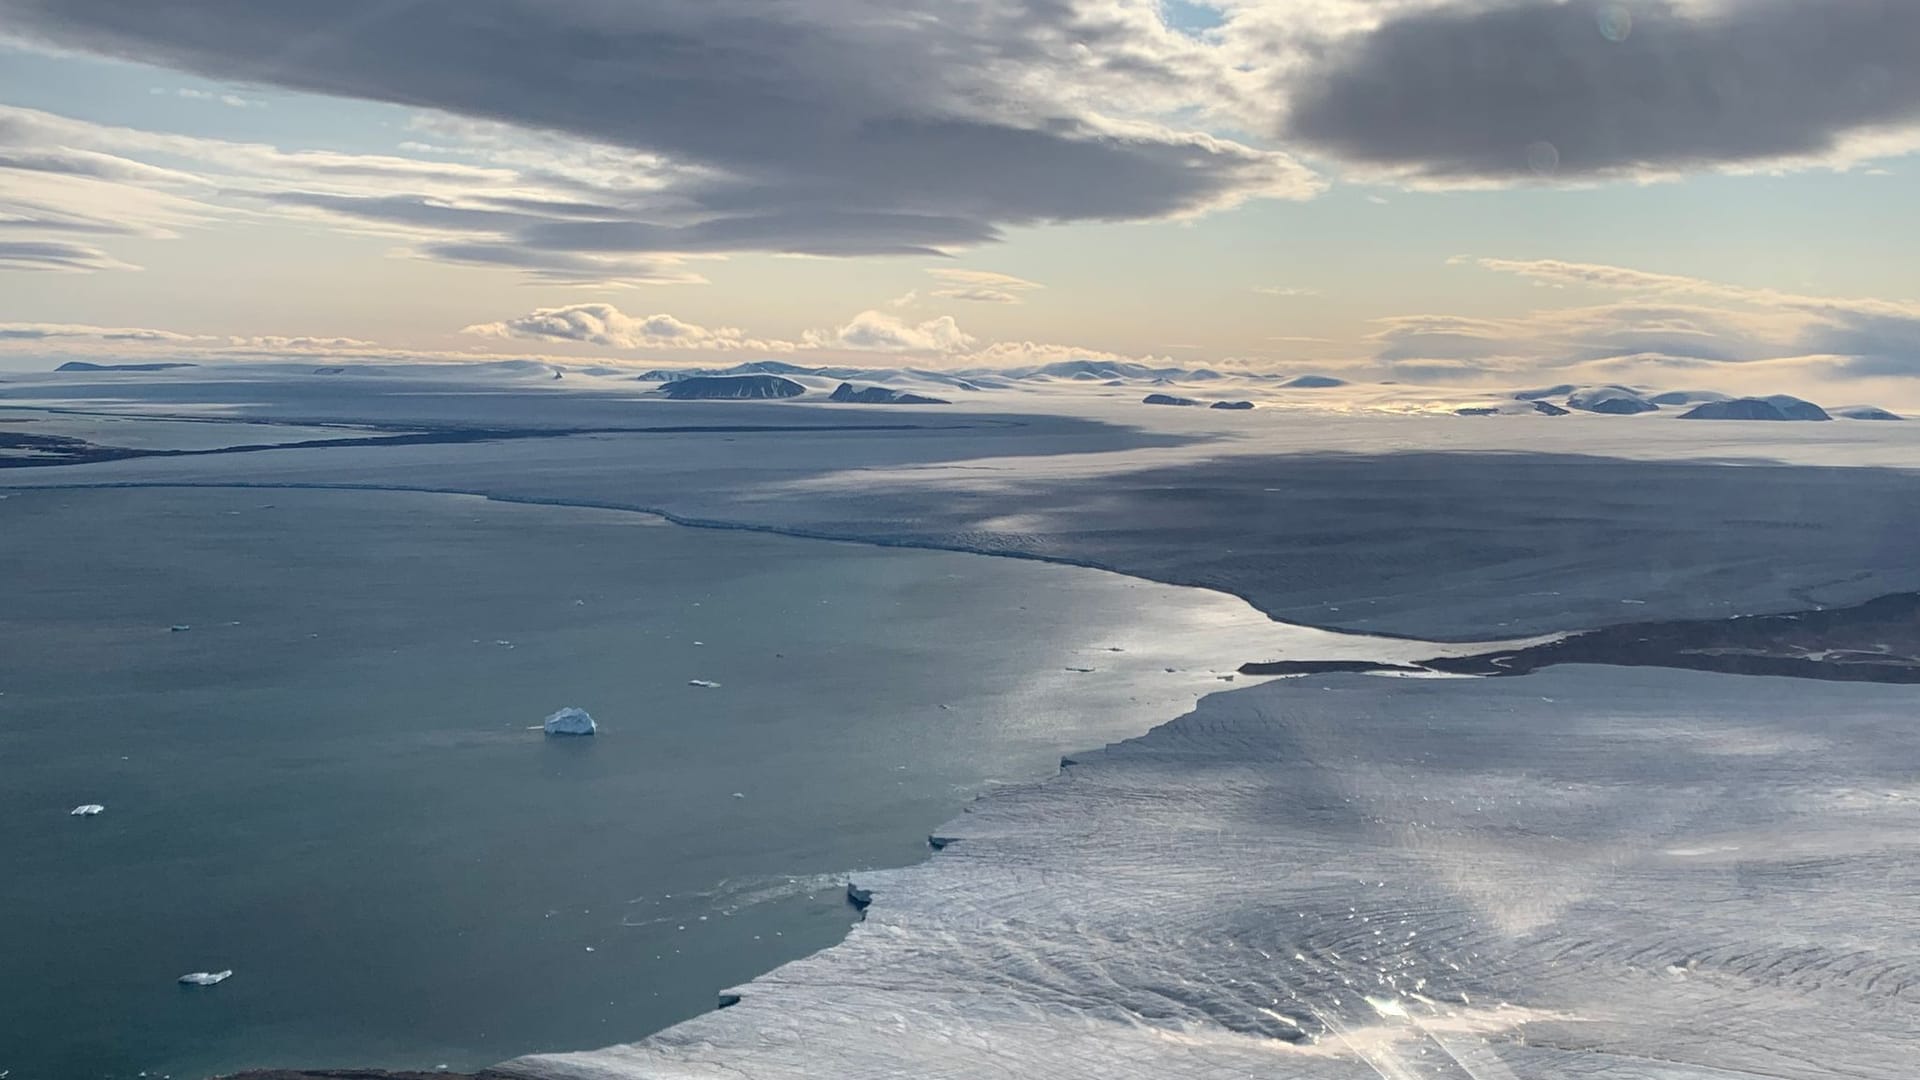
1532 400 1571 416
1209 400 1255 410
1836 405 1903 421
54 361 198 372
828 382 949 405
1454 407 1500 417
657 374 805 400
1142 393 1200 406
1244 592 1920 685
1679 397 1831 421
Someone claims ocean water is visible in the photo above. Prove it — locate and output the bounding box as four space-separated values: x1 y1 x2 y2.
0 486 1431 1079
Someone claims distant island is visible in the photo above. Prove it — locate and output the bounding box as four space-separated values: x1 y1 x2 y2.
55 361 199 372
655 374 806 400
1142 393 1199 406
1679 396 1831 421
1835 406 1903 421
828 382 950 405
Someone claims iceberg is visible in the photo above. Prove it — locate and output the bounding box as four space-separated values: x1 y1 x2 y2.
69 804 104 817
177 970 231 986
688 679 721 689
542 707 597 736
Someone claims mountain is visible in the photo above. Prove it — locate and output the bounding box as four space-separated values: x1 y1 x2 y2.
1648 390 1732 406
1761 394 1833 421
1678 397 1831 421
1834 406 1903 421
55 361 198 372
1512 384 1578 401
1566 386 1659 415
656 375 806 400
828 383 950 405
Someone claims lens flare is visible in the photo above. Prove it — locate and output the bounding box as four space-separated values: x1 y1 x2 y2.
1526 140 1561 177
1597 3 1633 42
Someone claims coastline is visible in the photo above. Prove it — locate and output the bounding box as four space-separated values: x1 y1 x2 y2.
11 397 1920 1077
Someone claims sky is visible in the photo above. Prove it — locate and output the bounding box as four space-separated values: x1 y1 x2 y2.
0 0 1917 399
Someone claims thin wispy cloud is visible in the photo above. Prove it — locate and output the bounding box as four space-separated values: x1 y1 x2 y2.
927 269 1044 304
152 86 260 108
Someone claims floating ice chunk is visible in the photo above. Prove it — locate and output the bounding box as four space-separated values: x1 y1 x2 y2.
542 707 597 736
169 625 190 633
688 679 721 689
178 970 231 986
70 803 105 816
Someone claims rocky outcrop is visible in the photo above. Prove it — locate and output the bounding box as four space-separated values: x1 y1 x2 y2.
657 375 805 400
1209 400 1255 410
1142 393 1200 406
828 383 950 405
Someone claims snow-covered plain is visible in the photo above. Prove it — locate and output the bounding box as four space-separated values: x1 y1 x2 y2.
5 363 1919 1079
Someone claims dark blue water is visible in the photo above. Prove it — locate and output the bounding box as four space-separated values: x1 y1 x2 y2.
0 486 1343 1079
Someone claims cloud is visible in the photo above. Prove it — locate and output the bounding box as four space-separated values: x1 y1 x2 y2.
927 268 1044 304
1370 255 1920 379
0 239 138 272
1280 0 1920 185
0 0 1319 266
811 310 977 353
0 321 192 341
154 86 260 108
463 303 790 352
1253 285 1319 297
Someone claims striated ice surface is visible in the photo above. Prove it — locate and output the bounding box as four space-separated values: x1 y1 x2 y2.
177 970 232 986
504 668 1920 1080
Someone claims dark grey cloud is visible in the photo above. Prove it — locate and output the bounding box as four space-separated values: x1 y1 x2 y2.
1801 310 1920 376
0 0 1311 260
1285 0 1920 181
0 239 136 271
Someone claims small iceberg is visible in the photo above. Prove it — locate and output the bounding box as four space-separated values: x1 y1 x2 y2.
178 970 232 986
169 624 191 633
70 804 105 817
688 679 721 689
542 707 597 737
